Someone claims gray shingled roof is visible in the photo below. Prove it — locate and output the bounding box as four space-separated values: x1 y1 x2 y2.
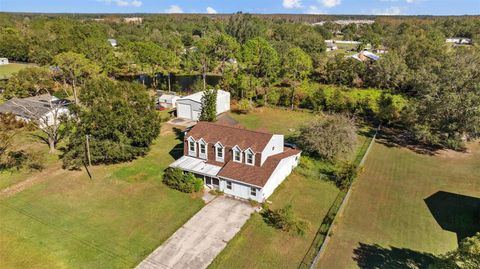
0 94 69 120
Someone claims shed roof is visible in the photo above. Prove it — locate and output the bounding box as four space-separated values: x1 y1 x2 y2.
177 89 229 104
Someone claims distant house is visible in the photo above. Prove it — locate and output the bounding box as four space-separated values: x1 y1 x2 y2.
170 122 301 202
108 39 118 48
176 90 230 121
349 50 380 62
313 20 375 26
0 94 70 128
325 40 362 45
0 58 8 65
373 46 388 54
446 37 472 45
123 17 143 24
326 42 338 52
158 94 180 109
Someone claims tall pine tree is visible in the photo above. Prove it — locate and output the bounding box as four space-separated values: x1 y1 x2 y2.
199 89 217 122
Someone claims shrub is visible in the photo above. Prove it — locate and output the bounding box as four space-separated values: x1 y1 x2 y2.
163 168 204 193
261 203 308 236
236 99 253 114
0 150 44 171
334 161 358 190
298 114 358 162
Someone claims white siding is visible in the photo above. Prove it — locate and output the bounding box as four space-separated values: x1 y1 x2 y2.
260 153 301 200
216 91 231 114
176 99 202 120
219 178 259 201
177 103 192 119
176 90 230 120
39 108 70 129
261 135 284 165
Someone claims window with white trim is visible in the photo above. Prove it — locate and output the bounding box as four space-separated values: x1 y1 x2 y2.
188 138 196 156
215 143 224 162
226 181 232 190
245 150 254 165
250 187 257 196
233 147 242 162
198 140 207 159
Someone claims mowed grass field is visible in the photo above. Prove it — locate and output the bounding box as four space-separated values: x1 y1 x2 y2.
0 126 204 269
0 63 33 78
228 106 316 136
317 140 480 269
210 107 341 269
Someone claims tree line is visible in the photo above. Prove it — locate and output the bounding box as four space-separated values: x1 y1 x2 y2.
1 13 480 149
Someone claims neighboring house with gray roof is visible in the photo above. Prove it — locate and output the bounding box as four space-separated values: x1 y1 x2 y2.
0 94 70 128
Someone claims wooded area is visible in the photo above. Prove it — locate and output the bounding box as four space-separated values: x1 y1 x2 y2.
1 13 479 153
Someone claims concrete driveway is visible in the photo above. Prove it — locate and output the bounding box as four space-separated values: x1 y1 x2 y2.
135 197 256 269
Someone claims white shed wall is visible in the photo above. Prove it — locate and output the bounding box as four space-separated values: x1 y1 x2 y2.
216 91 231 114
176 99 202 120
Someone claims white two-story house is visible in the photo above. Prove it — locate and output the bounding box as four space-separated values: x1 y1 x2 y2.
169 122 301 202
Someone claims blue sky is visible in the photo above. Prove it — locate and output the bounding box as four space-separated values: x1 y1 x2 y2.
0 0 479 15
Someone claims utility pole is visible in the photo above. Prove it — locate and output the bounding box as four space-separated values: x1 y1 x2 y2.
85 134 92 167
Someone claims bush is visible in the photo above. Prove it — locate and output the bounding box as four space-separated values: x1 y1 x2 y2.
334 161 357 190
0 150 44 171
298 114 358 162
236 99 253 114
162 168 204 193
261 203 308 236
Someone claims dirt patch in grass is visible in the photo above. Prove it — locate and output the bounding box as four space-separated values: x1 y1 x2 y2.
436 141 479 160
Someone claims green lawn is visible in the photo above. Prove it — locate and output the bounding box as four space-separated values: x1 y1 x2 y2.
210 107 341 269
209 173 340 269
317 140 480 269
0 63 34 79
0 127 204 269
228 107 316 137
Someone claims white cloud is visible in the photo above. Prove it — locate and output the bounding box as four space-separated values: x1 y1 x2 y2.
305 5 324 14
372 6 402 15
283 0 303 9
164 5 183 13
206 7 217 14
321 0 341 8
98 0 142 7
406 0 419 3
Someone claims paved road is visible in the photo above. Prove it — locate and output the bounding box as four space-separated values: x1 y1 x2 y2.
135 197 256 269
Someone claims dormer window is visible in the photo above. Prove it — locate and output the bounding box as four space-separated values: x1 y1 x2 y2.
245 148 254 165
187 137 196 156
215 142 224 162
233 146 242 163
198 139 207 159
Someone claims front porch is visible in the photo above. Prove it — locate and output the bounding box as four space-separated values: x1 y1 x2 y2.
169 156 222 189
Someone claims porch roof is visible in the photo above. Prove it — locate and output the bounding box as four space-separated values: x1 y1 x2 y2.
169 156 222 177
